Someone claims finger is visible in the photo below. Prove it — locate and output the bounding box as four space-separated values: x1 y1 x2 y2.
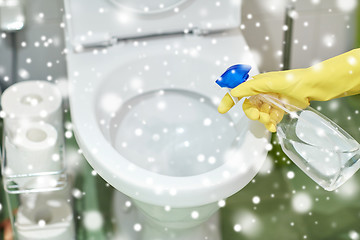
248 95 263 107
230 74 275 99
265 120 277 132
269 108 284 123
243 99 260 120
260 103 271 113
218 93 235 114
259 112 270 124
257 102 272 124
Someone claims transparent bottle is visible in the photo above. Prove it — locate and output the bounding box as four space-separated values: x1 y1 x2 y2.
216 64 360 191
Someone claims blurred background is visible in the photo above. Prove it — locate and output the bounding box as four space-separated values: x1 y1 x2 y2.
0 0 359 239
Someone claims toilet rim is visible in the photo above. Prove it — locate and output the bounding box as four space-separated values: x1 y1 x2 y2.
71 90 268 207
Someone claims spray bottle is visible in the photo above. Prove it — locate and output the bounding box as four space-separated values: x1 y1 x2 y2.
216 64 360 191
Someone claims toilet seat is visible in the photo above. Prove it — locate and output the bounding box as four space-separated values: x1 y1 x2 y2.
108 0 189 14
66 30 270 207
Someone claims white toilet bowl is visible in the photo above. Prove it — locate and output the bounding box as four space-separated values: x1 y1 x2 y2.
64 1 270 239
66 31 270 239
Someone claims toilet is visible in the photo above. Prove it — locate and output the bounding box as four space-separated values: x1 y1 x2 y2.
64 0 270 239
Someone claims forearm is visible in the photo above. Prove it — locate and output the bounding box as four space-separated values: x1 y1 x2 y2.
306 48 360 101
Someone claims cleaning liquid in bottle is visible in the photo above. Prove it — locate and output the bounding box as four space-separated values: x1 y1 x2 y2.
216 64 360 191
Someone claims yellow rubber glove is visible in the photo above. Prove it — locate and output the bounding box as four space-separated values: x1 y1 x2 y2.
218 48 360 132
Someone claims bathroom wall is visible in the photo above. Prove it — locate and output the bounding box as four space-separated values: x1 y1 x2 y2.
0 0 66 90
291 0 357 68
0 30 14 89
241 0 358 72
241 0 288 71
0 0 357 89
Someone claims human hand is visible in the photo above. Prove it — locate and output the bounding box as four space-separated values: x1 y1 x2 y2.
218 69 310 132
218 49 360 132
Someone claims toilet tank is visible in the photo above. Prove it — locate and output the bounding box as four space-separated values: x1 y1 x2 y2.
64 0 242 48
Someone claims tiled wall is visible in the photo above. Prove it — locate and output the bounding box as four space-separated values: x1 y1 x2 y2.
0 0 357 90
291 0 357 68
0 0 66 90
241 0 357 72
241 0 288 71
0 31 13 89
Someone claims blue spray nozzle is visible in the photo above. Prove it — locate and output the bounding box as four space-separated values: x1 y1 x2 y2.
215 64 251 89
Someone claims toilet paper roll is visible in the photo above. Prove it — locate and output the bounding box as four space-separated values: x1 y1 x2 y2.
16 199 75 240
5 122 63 188
1 81 63 136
